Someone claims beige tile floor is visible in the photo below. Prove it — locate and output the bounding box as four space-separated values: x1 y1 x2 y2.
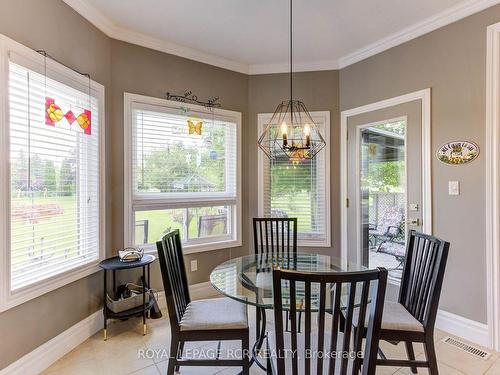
41 306 500 375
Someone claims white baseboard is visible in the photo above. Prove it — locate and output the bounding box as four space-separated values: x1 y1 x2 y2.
0 309 102 375
436 309 490 348
0 281 220 374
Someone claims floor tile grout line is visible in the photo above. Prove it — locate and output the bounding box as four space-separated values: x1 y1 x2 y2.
127 362 161 375
482 357 498 375
154 362 163 374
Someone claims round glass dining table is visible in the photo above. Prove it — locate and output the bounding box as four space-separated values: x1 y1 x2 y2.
210 251 367 310
209 251 367 371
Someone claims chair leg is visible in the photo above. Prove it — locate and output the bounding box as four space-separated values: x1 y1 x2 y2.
243 332 250 375
266 336 273 375
285 310 289 332
256 307 261 343
376 240 386 252
405 341 418 374
174 341 184 372
168 337 179 375
424 338 439 375
352 327 362 374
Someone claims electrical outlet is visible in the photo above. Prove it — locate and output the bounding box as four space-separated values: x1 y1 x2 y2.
190 259 198 272
448 181 460 196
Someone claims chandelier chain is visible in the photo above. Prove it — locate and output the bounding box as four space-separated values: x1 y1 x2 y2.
290 0 293 123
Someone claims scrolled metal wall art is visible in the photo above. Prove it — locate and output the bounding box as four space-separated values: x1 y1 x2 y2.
166 91 221 109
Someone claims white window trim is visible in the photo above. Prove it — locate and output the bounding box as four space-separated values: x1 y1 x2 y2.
123 92 242 255
257 111 331 247
0 34 106 312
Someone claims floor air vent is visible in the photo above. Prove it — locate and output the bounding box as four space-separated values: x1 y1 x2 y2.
441 336 491 360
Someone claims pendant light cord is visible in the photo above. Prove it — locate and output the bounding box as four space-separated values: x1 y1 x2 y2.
290 0 293 123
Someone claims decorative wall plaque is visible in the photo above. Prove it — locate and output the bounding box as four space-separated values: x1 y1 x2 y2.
436 141 479 165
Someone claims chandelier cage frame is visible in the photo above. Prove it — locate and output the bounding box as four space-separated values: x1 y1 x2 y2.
257 100 326 161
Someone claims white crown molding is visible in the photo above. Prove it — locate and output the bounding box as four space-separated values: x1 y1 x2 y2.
248 59 339 75
338 0 500 68
64 0 500 74
62 0 249 74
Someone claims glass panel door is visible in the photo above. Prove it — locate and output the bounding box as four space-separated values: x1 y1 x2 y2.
360 120 407 281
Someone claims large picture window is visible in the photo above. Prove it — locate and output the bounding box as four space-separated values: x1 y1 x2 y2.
124 94 241 253
0 36 105 310
258 111 330 247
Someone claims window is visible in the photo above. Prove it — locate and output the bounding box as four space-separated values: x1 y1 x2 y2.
0 35 105 310
258 111 330 247
124 94 241 253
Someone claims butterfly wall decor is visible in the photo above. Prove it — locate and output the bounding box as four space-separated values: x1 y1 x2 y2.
187 119 203 135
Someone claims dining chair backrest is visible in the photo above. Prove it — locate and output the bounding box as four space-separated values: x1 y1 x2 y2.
272 267 388 375
398 230 450 331
253 217 297 256
156 229 191 332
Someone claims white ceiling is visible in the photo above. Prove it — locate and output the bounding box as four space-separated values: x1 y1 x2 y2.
64 0 500 74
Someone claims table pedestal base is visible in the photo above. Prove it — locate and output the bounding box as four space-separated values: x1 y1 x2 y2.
251 306 268 372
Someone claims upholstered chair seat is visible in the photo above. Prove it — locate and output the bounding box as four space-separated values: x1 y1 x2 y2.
180 297 248 331
352 301 424 332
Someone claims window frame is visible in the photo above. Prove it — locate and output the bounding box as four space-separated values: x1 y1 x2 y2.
0 34 106 312
123 93 242 254
257 111 331 247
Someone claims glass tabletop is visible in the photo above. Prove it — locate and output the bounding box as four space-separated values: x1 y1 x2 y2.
210 252 368 310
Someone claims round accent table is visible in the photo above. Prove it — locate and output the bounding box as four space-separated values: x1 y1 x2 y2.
99 254 156 340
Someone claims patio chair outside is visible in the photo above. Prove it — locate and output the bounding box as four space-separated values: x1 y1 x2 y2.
369 206 404 255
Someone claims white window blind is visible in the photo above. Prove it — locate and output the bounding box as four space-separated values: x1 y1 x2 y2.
128 99 241 251
259 112 330 246
9 61 101 291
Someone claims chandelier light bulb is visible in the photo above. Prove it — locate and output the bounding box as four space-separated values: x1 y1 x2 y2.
304 123 311 147
280 120 288 147
280 121 288 135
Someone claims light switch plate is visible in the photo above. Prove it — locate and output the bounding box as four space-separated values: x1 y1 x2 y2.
448 181 460 195
190 259 198 272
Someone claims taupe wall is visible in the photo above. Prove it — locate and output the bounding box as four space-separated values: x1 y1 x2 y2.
248 71 340 256
109 40 250 287
1 0 499 368
340 5 500 323
0 0 112 369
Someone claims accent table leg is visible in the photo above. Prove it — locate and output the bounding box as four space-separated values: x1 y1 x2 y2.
103 269 107 341
147 264 151 318
142 265 146 336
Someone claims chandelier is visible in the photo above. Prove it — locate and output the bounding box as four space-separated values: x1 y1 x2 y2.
258 0 326 161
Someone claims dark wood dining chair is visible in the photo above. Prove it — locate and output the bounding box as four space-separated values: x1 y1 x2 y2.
253 217 299 339
253 217 298 256
267 267 388 375
156 229 250 375
350 230 450 374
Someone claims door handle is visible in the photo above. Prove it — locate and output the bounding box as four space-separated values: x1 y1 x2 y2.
408 218 420 226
